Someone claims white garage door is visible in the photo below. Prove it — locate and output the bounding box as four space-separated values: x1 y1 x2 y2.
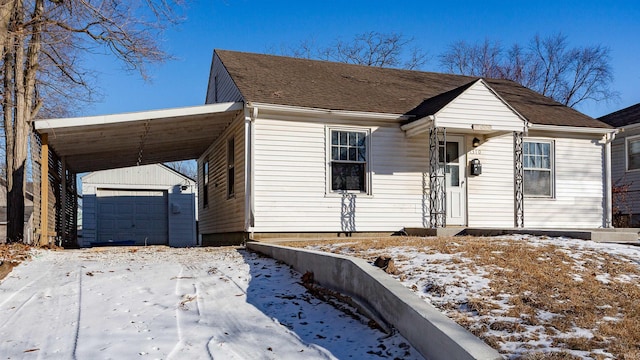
97 189 168 245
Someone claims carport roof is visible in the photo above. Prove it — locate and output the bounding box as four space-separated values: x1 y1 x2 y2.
33 102 244 173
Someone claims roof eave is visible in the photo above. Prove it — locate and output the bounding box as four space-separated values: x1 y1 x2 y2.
528 123 617 135
34 102 244 131
248 102 414 122
620 122 640 131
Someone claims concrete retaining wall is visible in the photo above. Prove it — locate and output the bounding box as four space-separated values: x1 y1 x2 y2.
247 242 502 360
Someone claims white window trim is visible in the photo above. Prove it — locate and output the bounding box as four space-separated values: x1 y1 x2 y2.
523 138 555 199
325 126 373 197
625 135 640 172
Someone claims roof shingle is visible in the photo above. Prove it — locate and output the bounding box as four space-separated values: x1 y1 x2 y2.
599 103 640 128
215 50 612 129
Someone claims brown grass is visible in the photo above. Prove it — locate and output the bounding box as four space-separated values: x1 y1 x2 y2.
0 243 32 281
285 236 640 359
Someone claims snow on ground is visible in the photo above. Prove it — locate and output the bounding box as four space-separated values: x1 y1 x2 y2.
303 235 640 359
0 247 422 360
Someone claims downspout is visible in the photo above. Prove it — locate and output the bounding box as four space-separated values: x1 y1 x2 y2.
603 131 618 228
244 105 256 239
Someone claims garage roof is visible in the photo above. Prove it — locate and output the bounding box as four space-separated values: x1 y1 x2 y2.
33 102 243 173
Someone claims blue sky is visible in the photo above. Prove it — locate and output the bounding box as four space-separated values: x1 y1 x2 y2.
87 0 640 118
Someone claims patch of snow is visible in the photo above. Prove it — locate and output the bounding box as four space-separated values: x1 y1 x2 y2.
0 247 422 359
602 316 621 322
595 273 611 284
310 235 640 359
613 274 634 283
536 310 557 321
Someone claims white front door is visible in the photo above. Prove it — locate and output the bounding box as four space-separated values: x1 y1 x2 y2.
441 136 467 225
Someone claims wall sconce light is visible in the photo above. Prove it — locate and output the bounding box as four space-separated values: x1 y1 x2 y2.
472 137 481 147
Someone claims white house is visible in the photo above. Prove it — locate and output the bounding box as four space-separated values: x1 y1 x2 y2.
32 50 616 247
197 50 616 244
599 103 640 226
81 164 197 247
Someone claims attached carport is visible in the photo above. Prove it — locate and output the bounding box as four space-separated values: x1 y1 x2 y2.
32 102 243 247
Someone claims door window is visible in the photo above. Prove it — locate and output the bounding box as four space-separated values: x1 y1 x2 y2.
440 141 460 187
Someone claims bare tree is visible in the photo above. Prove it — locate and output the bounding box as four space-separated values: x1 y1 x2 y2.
165 160 197 180
1 0 185 242
439 39 503 78
439 33 617 108
283 31 429 70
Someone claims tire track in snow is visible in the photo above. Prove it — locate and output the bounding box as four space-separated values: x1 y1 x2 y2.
0 260 53 312
71 264 82 360
168 264 214 359
0 256 82 357
36 262 82 359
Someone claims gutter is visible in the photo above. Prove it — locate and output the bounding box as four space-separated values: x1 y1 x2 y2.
527 123 617 135
244 105 257 238
400 115 435 138
619 122 640 132
603 131 618 228
248 102 412 122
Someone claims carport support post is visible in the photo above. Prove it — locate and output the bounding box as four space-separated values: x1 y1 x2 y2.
40 133 49 246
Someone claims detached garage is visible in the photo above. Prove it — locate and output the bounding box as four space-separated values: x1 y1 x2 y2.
81 164 197 247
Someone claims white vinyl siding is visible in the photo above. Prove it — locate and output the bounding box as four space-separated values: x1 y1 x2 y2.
198 115 245 233
252 117 428 232
206 53 243 104
435 80 524 132
466 134 515 228
82 165 193 186
524 137 604 228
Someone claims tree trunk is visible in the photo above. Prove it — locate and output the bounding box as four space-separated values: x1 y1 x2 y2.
5 0 26 243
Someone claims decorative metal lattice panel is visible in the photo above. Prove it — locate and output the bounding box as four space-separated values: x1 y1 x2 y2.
429 128 446 228
341 192 356 233
514 131 524 228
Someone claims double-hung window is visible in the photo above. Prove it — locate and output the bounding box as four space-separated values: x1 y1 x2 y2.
626 136 640 171
202 159 209 208
329 129 369 193
227 137 235 199
523 140 553 197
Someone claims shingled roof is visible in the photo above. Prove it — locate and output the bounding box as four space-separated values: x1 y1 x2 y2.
215 50 612 129
599 103 640 128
